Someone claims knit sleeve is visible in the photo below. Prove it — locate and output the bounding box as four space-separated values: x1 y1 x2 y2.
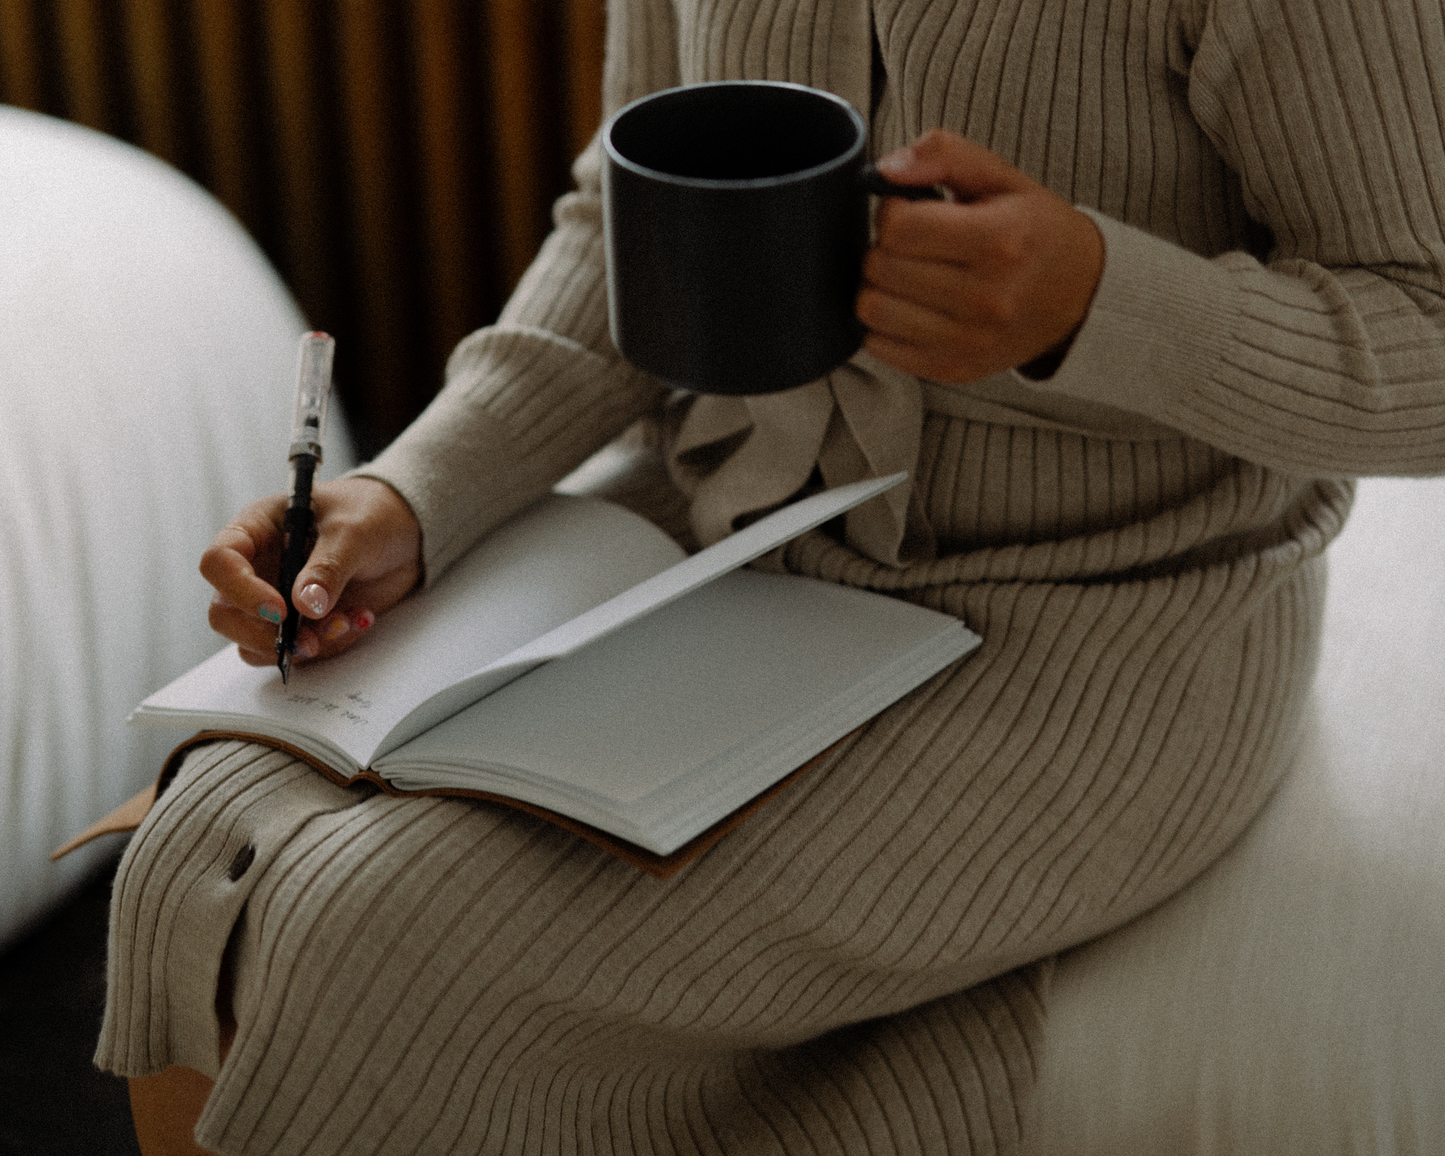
354 0 679 583
1041 0 1445 477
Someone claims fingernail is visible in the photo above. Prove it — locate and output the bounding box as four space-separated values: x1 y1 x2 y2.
258 604 283 624
353 609 376 632
296 632 320 659
876 146 914 174
297 583 328 618
323 615 351 642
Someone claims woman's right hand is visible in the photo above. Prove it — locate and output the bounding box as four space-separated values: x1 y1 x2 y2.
200 476 423 668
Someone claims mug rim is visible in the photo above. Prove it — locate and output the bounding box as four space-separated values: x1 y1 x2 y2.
603 80 867 190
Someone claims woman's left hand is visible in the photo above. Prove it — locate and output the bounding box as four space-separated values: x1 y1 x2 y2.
858 129 1105 384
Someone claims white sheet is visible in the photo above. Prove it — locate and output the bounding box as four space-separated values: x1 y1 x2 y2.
0 107 354 947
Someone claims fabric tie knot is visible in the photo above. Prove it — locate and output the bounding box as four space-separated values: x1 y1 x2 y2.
667 351 935 566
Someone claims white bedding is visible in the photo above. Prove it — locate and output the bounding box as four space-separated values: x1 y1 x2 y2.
0 106 354 947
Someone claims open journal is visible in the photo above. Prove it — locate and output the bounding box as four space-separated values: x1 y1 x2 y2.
131 474 981 872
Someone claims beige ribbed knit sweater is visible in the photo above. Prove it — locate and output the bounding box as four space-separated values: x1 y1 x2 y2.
98 2 1445 1154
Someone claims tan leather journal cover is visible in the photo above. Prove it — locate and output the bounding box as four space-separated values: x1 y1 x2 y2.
53 730 830 879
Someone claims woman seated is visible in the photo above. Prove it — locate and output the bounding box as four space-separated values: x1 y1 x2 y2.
105 1 1445 1153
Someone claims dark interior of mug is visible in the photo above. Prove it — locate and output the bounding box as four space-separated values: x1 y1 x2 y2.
609 83 861 182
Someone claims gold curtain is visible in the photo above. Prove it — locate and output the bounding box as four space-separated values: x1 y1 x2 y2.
0 0 607 456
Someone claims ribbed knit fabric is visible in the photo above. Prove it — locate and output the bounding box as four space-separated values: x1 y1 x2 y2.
98 1 1445 1153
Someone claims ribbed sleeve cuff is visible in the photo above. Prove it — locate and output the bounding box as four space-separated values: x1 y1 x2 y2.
352 327 666 584
1023 210 1445 474
349 409 545 590
1035 208 1240 427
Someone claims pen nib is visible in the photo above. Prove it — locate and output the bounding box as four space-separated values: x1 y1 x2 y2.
277 644 291 686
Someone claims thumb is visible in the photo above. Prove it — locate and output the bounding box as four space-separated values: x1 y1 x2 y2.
874 129 1024 200
284 476 423 622
289 525 366 619
290 568 336 620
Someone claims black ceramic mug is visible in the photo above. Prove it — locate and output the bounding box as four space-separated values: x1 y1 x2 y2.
603 81 892 396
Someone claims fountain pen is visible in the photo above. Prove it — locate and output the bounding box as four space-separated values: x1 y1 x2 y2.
276 332 335 684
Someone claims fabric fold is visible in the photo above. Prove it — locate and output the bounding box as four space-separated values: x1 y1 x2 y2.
668 351 932 565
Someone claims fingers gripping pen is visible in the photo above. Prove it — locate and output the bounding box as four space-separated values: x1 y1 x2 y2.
276 332 334 684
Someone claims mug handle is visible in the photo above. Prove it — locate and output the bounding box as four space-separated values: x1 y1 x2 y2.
860 163 952 202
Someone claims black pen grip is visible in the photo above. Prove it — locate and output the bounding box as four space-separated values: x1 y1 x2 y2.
276 455 317 662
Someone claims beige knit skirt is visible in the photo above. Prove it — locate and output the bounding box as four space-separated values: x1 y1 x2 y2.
97 477 1347 1156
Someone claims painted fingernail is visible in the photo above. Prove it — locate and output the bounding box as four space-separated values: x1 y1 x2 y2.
258 604 283 624
296 633 320 659
876 147 914 174
297 583 329 618
323 615 351 642
353 609 376 632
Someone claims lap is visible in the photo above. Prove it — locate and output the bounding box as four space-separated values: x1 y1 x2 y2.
99 540 1323 1155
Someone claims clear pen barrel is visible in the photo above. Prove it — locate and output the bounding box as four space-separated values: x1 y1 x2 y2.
289 332 334 460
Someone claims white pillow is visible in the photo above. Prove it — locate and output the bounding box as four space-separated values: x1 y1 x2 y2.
0 107 355 947
1026 476 1445 1155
